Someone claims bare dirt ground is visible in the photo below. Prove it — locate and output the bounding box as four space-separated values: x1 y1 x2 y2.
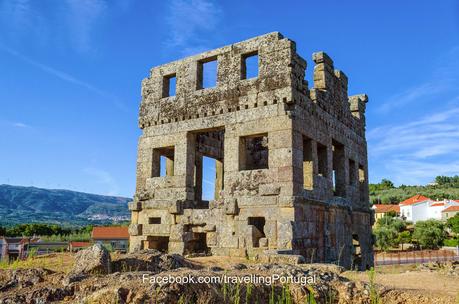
344 263 459 303
192 256 459 303
1 252 458 303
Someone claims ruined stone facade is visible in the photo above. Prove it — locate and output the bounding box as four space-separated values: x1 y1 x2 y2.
129 33 374 270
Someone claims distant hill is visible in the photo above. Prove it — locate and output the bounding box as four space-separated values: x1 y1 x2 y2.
0 184 131 227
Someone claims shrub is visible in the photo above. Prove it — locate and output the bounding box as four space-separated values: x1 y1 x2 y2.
413 220 447 249
376 216 406 232
442 238 459 247
374 226 398 251
446 213 459 234
397 231 411 250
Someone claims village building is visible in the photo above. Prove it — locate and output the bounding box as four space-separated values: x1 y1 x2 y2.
399 195 459 223
92 226 129 252
372 204 400 222
68 241 91 252
442 205 459 220
0 237 40 261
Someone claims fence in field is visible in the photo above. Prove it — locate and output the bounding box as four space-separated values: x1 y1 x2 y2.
374 247 459 266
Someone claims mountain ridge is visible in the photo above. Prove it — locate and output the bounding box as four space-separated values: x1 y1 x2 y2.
0 184 131 227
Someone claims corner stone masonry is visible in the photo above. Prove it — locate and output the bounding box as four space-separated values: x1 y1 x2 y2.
129 32 374 270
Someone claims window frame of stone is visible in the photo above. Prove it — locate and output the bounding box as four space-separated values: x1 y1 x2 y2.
148 217 161 224
241 51 259 80
152 146 175 177
162 73 177 98
238 133 269 171
196 56 218 90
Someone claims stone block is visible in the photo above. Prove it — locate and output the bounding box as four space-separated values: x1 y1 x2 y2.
224 198 238 215
207 232 217 246
259 237 268 248
259 184 281 196
168 200 183 214
128 224 142 236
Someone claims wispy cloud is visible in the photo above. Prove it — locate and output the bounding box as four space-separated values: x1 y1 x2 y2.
0 44 128 111
65 0 107 53
165 0 222 56
368 103 459 185
377 47 459 113
369 46 459 185
83 167 119 196
12 122 30 128
0 0 109 53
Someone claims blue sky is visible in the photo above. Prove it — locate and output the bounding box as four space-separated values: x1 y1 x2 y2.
1 0 458 197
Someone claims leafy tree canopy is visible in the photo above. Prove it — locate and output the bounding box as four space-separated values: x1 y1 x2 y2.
446 214 459 234
412 220 447 249
370 176 459 205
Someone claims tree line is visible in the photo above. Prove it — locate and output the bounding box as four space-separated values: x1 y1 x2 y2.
0 223 93 238
369 175 459 205
374 213 459 251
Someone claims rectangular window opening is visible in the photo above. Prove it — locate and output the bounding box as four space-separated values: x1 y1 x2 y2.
162 74 176 97
184 225 210 255
152 146 175 177
148 217 161 224
332 140 345 197
197 58 217 89
242 52 259 79
202 156 216 201
193 129 225 204
239 134 268 170
303 137 313 190
248 217 266 248
144 236 169 252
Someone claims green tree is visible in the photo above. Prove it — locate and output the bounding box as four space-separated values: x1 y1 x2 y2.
412 220 447 249
0 225 5 236
380 179 395 189
374 226 398 251
397 231 411 250
446 213 459 234
376 215 406 232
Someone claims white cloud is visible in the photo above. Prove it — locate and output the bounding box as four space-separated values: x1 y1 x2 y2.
12 122 29 128
388 159 459 186
377 47 459 113
65 0 107 53
0 45 128 111
83 167 119 195
165 0 222 56
0 0 109 53
377 82 448 113
368 104 459 185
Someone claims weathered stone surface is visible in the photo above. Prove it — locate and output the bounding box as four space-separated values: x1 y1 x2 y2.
130 32 374 270
71 244 111 275
112 249 192 273
224 198 238 215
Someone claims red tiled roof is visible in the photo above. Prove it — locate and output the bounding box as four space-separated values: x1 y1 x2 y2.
92 227 129 240
442 206 459 213
399 195 431 206
430 202 445 207
69 241 91 247
373 204 400 213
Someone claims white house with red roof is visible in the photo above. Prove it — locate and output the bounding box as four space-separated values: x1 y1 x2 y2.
442 205 459 220
399 195 459 223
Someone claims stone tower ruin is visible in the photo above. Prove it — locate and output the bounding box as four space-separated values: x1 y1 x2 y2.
129 32 374 270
